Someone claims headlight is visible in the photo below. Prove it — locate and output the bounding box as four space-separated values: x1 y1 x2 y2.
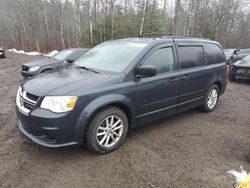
40 96 78 113
29 66 40 72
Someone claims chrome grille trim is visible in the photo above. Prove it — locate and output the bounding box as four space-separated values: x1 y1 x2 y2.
16 87 39 113
22 91 37 104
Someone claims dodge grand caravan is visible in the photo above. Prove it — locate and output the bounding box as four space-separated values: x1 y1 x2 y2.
16 37 227 154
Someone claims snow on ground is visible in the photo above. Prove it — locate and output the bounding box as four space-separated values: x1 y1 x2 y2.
25 51 42 56
7 49 58 57
44 50 59 57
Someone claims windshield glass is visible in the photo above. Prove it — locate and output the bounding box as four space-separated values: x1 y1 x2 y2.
52 49 73 61
74 42 148 72
224 49 234 59
243 54 250 62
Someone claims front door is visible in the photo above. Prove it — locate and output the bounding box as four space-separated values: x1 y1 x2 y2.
136 44 180 125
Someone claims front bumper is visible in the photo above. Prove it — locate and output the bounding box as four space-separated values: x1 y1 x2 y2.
16 106 80 147
17 120 77 147
231 66 250 79
21 71 37 78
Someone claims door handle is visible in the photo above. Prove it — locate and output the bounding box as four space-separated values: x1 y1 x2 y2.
169 77 179 82
182 75 190 80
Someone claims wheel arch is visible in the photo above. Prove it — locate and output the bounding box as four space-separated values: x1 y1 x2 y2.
73 94 136 144
213 81 222 94
208 76 225 95
40 67 53 73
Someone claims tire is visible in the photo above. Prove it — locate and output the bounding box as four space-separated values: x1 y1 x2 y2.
228 69 236 81
247 145 250 163
201 84 219 112
85 106 129 154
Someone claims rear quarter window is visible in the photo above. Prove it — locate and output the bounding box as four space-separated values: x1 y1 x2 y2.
204 43 225 64
178 46 204 69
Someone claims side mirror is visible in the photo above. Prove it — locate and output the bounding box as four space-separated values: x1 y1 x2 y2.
136 65 157 78
66 59 74 64
233 49 239 55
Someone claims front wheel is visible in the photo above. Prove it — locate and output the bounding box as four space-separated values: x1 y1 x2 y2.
201 85 219 112
85 107 128 154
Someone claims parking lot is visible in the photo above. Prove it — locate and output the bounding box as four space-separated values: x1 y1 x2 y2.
0 52 250 187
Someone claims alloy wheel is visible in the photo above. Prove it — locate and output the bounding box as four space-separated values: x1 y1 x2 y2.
96 115 124 148
207 89 218 110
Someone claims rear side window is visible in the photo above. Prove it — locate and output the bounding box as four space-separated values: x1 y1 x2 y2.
178 46 204 69
204 43 225 64
143 47 175 74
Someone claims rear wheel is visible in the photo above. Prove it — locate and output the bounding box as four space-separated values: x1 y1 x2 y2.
201 85 219 112
86 107 128 154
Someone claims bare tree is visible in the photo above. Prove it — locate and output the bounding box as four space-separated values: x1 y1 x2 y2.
140 0 147 35
0 0 250 51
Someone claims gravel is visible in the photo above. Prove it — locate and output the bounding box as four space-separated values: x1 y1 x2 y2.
0 52 250 188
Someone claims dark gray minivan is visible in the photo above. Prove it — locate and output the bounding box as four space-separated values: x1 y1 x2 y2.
16 37 227 154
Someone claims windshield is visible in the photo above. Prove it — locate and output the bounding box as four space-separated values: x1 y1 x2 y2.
74 42 148 72
224 49 234 59
243 54 250 62
52 49 73 61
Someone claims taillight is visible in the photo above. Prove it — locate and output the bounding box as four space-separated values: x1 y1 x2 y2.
226 65 229 79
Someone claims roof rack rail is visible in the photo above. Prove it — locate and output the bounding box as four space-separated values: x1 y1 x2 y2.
187 35 203 38
138 33 175 38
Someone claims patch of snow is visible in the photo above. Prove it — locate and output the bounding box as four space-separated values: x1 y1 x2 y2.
7 49 18 52
26 51 42 56
44 50 59 57
7 49 26 54
16 50 26 54
7 49 58 57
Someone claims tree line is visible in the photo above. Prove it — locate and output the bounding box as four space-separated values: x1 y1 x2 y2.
0 0 249 52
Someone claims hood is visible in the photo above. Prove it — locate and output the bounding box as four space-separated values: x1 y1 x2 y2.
23 57 61 67
0 48 4 51
22 68 121 96
234 59 250 68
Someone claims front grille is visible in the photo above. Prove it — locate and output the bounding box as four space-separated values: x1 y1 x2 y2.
23 98 36 110
17 87 39 113
22 65 29 71
26 92 39 102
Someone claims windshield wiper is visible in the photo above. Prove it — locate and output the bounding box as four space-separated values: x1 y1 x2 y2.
76 66 99 73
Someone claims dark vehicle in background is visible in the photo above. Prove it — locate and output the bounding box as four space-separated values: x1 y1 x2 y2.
0 47 5 58
21 48 89 78
224 48 250 64
229 54 250 81
224 48 236 62
16 37 227 154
